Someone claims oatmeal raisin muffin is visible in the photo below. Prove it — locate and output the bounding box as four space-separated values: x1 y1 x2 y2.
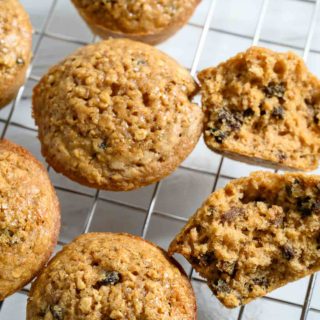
0 139 60 301
27 232 196 320
0 0 32 109
71 0 200 45
198 47 320 171
33 39 202 191
169 171 320 308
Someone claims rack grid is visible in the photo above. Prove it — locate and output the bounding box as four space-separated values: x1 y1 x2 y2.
1 0 320 319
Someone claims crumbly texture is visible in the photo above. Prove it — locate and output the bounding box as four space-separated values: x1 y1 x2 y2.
198 47 320 171
0 139 60 301
169 171 320 308
27 232 196 320
33 39 202 191
0 0 32 109
71 0 200 45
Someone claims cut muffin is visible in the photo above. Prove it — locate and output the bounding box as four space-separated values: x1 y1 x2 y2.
71 0 200 45
0 0 32 109
33 39 202 191
27 232 196 320
169 171 320 308
0 139 60 300
198 47 320 171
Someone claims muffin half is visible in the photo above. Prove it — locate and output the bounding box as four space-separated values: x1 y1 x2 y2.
169 172 320 307
198 47 320 171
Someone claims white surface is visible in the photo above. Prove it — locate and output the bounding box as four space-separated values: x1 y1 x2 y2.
1 0 320 319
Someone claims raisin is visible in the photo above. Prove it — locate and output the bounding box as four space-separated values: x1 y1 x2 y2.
207 206 216 215
277 151 287 162
259 103 267 116
313 200 320 214
98 141 108 150
271 106 284 120
273 215 284 227
1 229 14 237
216 108 242 130
243 108 254 117
199 251 215 266
137 59 147 66
253 277 269 288
248 277 269 293
95 271 121 289
16 57 24 65
305 98 314 108
211 128 227 144
221 207 244 223
217 261 237 276
190 256 200 265
264 82 286 98
314 114 320 124
211 279 231 294
282 245 295 260
296 196 320 217
286 179 302 198
316 234 320 250
297 196 312 216
50 305 63 320
101 271 121 285
285 184 292 196
254 197 266 203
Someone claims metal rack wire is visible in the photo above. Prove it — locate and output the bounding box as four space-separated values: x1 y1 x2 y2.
1 0 320 319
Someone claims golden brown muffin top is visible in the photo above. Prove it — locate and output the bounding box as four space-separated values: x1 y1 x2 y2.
0 0 32 83
27 232 196 320
71 0 199 34
33 39 202 191
0 140 60 300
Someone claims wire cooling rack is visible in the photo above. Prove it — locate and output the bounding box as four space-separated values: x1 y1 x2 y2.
1 0 320 319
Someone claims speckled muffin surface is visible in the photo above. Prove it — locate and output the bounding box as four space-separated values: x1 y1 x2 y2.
71 0 200 45
169 172 320 308
33 39 202 191
0 0 32 109
27 232 196 320
198 47 320 171
0 139 60 301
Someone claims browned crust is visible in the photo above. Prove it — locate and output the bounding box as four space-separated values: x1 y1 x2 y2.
32 40 203 192
0 0 32 109
36 118 202 192
71 0 200 45
208 145 306 171
0 139 60 300
28 232 197 320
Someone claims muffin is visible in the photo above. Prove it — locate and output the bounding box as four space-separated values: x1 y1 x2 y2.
0 139 60 301
198 47 320 171
33 39 202 191
27 232 197 320
169 171 320 308
0 0 32 109
71 0 200 45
